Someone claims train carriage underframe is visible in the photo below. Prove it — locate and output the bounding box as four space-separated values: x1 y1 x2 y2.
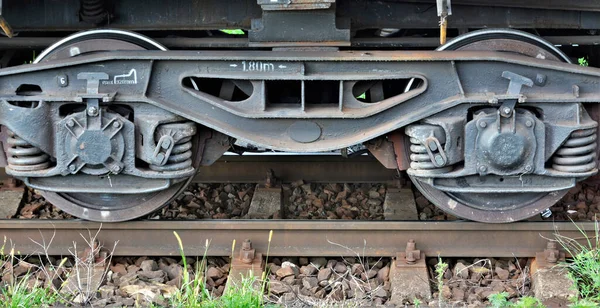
0 0 599 222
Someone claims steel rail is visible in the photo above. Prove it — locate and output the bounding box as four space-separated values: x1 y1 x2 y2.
1 220 594 258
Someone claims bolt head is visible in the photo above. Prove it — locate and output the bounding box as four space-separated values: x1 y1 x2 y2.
479 121 487 128
68 165 77 172
434 155 445 166
162 138 171 149
112 121 120 128
66 119 75 127
525 120 533 127
156 153 165 163
478 165 487 173
112 165 121 172
524 165 533 172
502 107 511 114
87 106 98 116
535 74 547 86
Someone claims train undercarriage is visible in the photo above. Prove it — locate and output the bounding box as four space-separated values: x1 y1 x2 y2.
0 0 599 222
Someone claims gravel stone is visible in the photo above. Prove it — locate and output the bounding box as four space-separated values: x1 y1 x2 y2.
317 268 332 282
427 257 533 307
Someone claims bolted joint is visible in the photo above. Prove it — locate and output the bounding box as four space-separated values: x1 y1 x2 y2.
405 239 421 265
239 239 256 264
544 241 559 264
265 169 276 188
87 106 99 117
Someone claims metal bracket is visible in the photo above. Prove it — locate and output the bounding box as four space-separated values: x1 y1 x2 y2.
424 136 447 167
502 71 533 96
250 0 350 45
396 239 426 268
535 241 565 269
436 0 452 17
152 135 175 166
257 0 335 11
497 71 533 117
230 239 264 277
75 72 114 103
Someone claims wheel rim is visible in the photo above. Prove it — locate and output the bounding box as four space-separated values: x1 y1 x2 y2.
409 29 570 223
36 29 193 222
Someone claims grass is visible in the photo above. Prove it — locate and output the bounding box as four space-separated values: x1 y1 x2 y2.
434 256 448 306
488 292 544 308
0 238 61 308
168 231 267 308
0 273 58 308
555 218 600 306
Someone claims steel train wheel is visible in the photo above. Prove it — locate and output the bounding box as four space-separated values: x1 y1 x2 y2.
409 29 571 223
36 29 194 222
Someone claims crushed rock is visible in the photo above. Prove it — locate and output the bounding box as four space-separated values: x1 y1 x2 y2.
266 256 391 306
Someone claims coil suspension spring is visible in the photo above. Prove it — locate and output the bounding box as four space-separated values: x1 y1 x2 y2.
552 128 597 173
406 125 453 173
79 0 108 24
150 123 195 172
6 131 50 171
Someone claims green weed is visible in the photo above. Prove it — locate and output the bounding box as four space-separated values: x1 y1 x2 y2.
170 231 266 307
220 29 245 35
435 256 448 306
488 292 543 308
555 219 600 303
0 273 58 308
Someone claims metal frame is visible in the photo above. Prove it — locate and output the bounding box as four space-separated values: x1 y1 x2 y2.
1 50 599 153
0 49 599 204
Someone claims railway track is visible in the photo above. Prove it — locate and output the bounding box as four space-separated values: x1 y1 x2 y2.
3 220 594 258
1 159 594 306
3 154 596 258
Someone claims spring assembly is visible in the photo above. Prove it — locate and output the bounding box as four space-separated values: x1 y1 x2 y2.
6 131 50 171
552 128 597 173
405 124 454 174
150 123 195 172
408 138 452 173
79 0 108 24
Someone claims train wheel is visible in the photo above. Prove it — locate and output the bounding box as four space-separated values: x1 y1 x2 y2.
35 29 194 222
409 29 572 223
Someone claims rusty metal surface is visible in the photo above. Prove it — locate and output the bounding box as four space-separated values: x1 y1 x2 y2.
1 35 600 50
0 220 595 257
4 0 600 31
399 0 600 12
194 155 397 183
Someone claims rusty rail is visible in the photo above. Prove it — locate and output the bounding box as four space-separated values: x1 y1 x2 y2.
1 220 595 258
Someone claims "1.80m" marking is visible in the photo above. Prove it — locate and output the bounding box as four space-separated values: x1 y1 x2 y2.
242 61 275 72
